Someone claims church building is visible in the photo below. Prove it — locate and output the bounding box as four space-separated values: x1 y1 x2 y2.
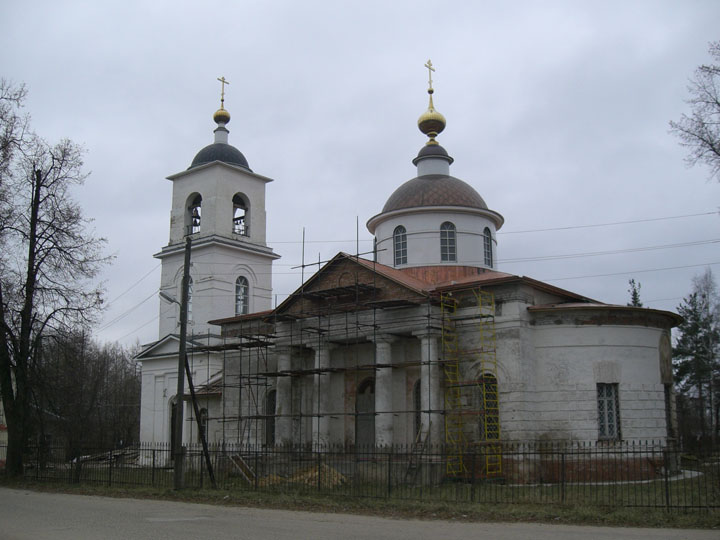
137 70 680 474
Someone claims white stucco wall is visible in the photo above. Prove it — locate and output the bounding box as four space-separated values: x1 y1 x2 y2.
530 324 668 441
372 208 499 270
166 163 272 245
138 350 223 445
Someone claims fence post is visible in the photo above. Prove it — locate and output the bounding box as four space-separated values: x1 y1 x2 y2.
317 445 322 492
560 451 566 504
387 446 392 498
151 448 156 487
108 451 113 487
663 445 671 510
254 447 259 490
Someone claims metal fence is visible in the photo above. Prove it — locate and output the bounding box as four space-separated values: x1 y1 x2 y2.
2 440 718 510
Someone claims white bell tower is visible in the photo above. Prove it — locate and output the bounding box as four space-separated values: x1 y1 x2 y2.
154 82 280 336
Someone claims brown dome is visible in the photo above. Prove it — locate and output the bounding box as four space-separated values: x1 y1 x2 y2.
382 174 488 213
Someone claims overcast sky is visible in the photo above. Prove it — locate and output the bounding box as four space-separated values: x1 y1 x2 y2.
2 1 719 348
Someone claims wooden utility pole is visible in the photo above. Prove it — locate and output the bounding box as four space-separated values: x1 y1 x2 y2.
173 235 192 489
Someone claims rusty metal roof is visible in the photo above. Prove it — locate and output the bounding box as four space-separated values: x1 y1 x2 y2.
382 174 488 213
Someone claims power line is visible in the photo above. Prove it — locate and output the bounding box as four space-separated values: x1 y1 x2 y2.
97 289 158 332
263 210 717 243
500 238 720 264
541 261 720 282
498 211 717 235
105 263 161 307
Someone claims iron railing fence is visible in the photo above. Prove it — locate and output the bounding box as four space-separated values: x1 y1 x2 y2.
2 440 718 510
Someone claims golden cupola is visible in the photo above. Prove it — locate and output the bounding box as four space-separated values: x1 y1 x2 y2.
417 59 446 145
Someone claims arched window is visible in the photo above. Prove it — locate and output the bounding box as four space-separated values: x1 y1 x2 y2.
232 194 249 236
393 226 407 266
265 389 276 447
186 277 193 322
440 222 457 262
235 276 249 315
483 227 493 267
477 374 499 441
187 194 202 234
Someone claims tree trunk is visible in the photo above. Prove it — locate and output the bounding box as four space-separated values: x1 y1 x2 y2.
4 400 27 477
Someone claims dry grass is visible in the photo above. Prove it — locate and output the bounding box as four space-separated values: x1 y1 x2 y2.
2 476 718 530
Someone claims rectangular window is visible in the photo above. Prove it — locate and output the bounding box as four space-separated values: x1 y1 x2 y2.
597 383 621 440
440 231 456 261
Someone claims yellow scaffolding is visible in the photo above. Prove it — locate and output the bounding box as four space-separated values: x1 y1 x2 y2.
442 289 502 478
474 289 501 477
441 292 464 475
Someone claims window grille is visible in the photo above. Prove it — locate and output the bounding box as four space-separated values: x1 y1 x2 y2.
597 383 621 440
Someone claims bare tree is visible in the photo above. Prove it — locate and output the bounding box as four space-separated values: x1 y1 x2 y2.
0 91 109 476
33 330 139 457
670 41 720 182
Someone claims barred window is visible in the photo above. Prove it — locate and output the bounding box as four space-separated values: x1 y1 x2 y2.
483 227 493 267
235 276 249 315
477 374 500 441
440 222 457 262
393 226 407 266
597 383 621 440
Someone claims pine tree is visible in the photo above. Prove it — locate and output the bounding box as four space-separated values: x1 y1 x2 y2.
673 269 720 444
627 279 643 307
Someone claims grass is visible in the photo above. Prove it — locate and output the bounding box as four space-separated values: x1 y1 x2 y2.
1 476 718 530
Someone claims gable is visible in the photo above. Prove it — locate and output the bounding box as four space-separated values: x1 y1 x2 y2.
277 255 429 320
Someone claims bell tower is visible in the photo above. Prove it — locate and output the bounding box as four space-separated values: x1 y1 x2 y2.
154 81 280 337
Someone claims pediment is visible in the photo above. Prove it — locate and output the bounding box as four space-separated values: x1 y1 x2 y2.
275 253 430 320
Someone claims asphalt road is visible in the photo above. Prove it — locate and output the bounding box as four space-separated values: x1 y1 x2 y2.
0 487 715 540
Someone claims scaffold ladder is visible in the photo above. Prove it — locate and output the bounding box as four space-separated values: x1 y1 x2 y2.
441 292 466 476
473 289 502 477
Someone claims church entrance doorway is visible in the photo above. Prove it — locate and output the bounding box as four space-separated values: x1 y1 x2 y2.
355 378 375 447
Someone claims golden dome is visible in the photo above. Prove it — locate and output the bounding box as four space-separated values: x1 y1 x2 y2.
417 89 445 145
213 107 231 125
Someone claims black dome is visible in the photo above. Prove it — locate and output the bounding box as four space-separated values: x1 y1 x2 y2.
189 143 251 171
412 143 454 165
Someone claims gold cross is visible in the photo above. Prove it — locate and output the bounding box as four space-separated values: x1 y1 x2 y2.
217 76 230 108
424 60 435 91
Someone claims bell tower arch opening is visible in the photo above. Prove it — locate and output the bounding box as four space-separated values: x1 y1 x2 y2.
232 193 250 236
185 193 202 235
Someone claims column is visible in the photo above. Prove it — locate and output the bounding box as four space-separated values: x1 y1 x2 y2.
275 346 292 445
373 335 394 447
311 341 332 446
413 329 442 446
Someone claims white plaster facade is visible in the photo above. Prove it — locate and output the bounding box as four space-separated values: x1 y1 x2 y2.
214 259 679 449
137 109 279 446
138 95 680 454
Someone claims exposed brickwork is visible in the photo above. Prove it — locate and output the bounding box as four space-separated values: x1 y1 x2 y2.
400 265 481 284
281 257 428 319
